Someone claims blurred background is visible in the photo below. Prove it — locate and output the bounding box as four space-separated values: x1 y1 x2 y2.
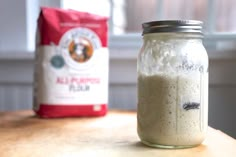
0 0 236 138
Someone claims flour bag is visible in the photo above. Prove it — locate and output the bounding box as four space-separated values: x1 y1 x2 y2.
34 7 109 118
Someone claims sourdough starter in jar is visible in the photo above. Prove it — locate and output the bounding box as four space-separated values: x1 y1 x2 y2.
137 20 208 148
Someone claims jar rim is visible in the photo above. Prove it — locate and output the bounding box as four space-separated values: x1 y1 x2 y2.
142 20 203 35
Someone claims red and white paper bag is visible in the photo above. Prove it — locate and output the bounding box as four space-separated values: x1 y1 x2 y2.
34 7 108 118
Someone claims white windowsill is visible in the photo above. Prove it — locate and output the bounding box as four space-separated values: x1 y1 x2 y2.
0 51 34 60
1 33 236 60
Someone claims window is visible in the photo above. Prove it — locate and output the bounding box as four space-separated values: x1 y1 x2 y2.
63 0 236 34
1 0 236 54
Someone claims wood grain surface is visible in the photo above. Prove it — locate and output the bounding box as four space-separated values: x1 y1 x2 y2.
0 110 235 157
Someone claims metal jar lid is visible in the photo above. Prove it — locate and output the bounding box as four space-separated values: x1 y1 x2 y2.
142 20 203 35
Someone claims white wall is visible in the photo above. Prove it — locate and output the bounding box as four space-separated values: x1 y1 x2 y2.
0 51 236 139
0 0 28 51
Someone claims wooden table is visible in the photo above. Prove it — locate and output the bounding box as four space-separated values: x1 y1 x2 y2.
0 110 235 157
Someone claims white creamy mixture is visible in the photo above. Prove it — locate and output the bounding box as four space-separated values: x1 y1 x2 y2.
137 73 208 146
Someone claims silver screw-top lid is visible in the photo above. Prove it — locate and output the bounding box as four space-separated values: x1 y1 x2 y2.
142 20 203 35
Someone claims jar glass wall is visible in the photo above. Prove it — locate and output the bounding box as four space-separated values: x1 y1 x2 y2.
137 21 209 149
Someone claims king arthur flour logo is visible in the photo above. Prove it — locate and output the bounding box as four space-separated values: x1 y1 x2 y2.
59 28 102 70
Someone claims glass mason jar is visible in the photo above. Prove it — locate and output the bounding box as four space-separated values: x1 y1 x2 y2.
137 20 208 148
